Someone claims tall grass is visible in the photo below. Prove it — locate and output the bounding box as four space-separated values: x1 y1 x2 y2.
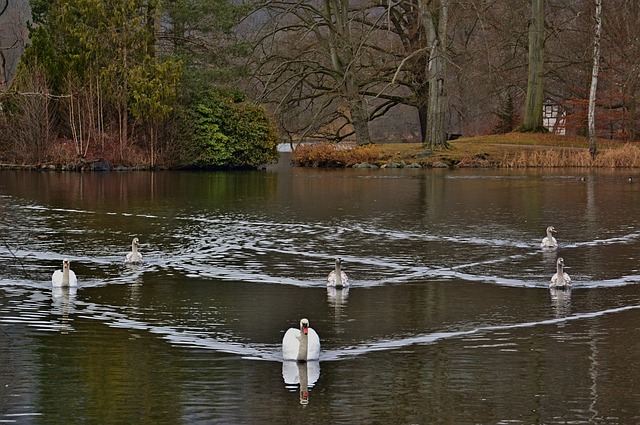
596 144 640 167
501 144 640 168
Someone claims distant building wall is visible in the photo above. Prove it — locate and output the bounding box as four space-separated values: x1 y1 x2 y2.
543 99 566 135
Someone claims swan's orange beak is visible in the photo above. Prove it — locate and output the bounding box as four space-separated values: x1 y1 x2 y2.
302 324 308 335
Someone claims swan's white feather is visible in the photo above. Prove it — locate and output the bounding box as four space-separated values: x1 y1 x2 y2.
51 267 78 287
550 257 571 288
125 237 143 263
282 327 320 361
541 226 558 248
327 270 349 287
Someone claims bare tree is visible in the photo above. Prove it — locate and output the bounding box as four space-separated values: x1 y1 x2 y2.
387 1 430 143
325 0 372 144
252 1 388 145
600 0 640 141
521 0 545 132
419 0 449 148
1 0 14 89
6 70 56 163
588 0 602 157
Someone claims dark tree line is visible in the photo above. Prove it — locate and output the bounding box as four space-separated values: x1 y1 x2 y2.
250 0 640 148
0 0 278 168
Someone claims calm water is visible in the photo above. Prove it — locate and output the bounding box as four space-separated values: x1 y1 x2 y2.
1 160 640 424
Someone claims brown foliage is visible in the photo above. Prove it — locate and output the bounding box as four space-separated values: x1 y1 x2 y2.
291 143 382 167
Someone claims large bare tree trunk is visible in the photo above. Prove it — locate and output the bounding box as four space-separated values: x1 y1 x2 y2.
522 0 545 132
348 94 372 145
0 52 6 90
420 0 449 148
324 0 371 145
588 0 602 158
427 54 447 147
0 0 9 90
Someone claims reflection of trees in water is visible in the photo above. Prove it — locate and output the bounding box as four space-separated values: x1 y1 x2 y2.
35 316 185 422
0 211 33 280
126 282 143 307
588 324 600 421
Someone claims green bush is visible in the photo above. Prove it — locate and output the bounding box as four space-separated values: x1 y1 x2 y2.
188 91 279 168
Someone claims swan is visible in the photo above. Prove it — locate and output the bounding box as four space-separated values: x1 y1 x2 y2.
282 318 320 361
51 259 78 287
550 257 572 289
541 226 558 248
125 237 143 263
327 258 349 288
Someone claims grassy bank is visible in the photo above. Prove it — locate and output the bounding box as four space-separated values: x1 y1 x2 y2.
290 133 640 168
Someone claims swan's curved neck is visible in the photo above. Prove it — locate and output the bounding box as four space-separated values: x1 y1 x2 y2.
556 262 566 284
297 332 308 361
62 265 69 285
132 242 139 253
334 262 342 286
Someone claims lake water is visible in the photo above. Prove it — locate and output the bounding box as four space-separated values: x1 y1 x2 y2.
1 160 640 424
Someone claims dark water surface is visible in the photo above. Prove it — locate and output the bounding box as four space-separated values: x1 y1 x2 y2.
1 162 640 424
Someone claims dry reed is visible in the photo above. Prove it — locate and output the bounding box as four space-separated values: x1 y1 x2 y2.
499 144 640 168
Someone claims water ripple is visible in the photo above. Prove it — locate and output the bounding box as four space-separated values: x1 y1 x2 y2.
321 304 640 361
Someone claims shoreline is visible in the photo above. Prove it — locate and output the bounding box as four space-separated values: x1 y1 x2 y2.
2 134 640 170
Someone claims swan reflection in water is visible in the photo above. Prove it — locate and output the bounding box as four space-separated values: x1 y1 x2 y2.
327 286 349 308
51 286 77 333
327 287 350 336
124 261 143 272
550 286 571 317
282 361 320 405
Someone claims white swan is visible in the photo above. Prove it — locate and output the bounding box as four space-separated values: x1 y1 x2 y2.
327 258 349 288
282 318 320 361
541 226 558 248
125 237 143 263
51 259 78 287
550 257 571 289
